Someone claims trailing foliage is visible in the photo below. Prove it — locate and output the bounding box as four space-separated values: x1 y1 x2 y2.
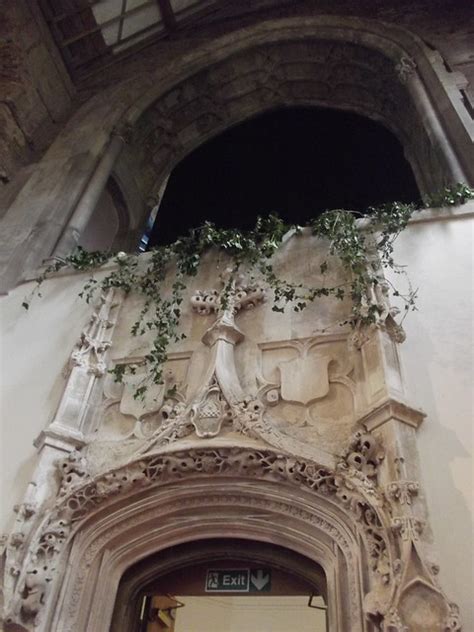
23 183 474 397
423 182 473 208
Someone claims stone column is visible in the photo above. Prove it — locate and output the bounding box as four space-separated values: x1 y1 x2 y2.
52 127 129 259
397 55 469 186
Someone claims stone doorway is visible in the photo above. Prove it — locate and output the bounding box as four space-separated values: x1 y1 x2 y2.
112 540 328 632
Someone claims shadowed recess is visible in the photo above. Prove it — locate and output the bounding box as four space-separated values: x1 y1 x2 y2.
149 106 420 246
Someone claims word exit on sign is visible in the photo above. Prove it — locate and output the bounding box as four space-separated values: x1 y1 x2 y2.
205 569 272 593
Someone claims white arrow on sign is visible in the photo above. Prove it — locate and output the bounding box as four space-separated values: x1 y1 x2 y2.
250 570 270 591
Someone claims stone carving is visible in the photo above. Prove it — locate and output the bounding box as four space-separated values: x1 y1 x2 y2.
382 540 462 631
351 275 406 350
381 608 409 631
339 430 385 482
69 294 114 377
4 434 461 631
190 288 219 315
5 515 71 629
395 55 417 84
56 451 89 496
111 121 135 145
190 269 266 315
1 502 38 626
33 289 123 453
385 480 420 505
2 220 463 631
189 379 232 438
391 516 424 541
445 603 462 631
20 566 53 625
2 444 382 628
256 336 360 450
278 353 331 404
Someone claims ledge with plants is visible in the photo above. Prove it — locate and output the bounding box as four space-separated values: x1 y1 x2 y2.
23 183 474 398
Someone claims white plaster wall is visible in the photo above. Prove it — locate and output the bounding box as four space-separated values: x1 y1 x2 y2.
0 274 92 534
173 595 327 632
388 209 474 629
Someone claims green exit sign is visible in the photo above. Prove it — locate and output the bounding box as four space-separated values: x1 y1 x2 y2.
205 569 271 592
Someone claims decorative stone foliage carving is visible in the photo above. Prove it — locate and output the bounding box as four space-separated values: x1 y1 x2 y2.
191 269 266 315
56 451 89 497
385 480 420 505
339 430 385 482
3 430 461 632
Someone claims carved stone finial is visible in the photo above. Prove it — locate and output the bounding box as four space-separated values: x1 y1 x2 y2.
69 293 115 376
191 270 266 317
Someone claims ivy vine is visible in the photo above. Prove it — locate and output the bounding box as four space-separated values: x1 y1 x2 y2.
23 183 474 398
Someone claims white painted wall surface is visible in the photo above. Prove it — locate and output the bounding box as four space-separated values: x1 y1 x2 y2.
174 595 327 632
0 274 92 534
388 207 474 629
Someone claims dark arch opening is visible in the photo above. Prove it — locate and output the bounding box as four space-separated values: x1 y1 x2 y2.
148 106 420 247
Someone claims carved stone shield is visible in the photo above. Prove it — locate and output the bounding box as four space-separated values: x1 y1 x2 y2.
190 385 231 438
278 354 330 405
120 372 168 419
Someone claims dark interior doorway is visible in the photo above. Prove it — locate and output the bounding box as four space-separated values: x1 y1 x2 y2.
148 106 420 247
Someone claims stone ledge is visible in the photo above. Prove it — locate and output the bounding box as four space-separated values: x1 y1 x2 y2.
359 397 426 431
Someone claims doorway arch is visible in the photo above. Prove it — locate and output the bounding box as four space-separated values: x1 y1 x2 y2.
33 445 394 632
114 539 328 632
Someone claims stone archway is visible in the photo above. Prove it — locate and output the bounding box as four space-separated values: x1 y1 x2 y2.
12 446 392 632
2 14 471 292
53 18 473 263
122 15 472 212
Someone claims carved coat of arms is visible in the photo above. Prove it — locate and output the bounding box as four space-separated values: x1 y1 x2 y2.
278 354 331 405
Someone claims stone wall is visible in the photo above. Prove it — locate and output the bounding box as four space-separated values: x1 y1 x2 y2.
0 1 73 203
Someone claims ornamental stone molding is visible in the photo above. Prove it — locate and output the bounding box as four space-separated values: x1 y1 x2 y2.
1 443 460 632
1 234 462 631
